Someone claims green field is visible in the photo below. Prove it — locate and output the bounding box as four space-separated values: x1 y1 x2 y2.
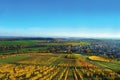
0 54 29 63
91 61 120 71
66 42 91 46
0 40 37 46
88 56 120 72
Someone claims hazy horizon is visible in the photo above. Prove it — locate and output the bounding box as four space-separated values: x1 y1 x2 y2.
0 0 120 38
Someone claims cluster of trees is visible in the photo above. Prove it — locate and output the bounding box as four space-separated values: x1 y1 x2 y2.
0 38 120 59
0 45 23 53
0 43 72 54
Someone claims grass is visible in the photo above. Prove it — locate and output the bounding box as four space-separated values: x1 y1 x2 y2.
65 54 85 60
88 55 120 71
0 40 37 46
50 56 63 66
66 42 90 46
92 61 120 71
68 68 74 80
0 55 29 63
22 47 49 52
0 46 49 54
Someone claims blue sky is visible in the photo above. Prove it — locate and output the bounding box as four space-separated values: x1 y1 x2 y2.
0 0 120 38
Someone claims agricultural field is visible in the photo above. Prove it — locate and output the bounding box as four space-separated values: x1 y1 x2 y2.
88 56 110 62
66 42 90 46
0 53 120 80
0 39 120 80
0 40 37 46
88 55 120 72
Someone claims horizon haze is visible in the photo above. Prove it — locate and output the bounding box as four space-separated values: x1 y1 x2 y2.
0 0 120 38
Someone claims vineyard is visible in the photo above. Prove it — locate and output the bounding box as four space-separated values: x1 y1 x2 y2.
0 53 120 80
